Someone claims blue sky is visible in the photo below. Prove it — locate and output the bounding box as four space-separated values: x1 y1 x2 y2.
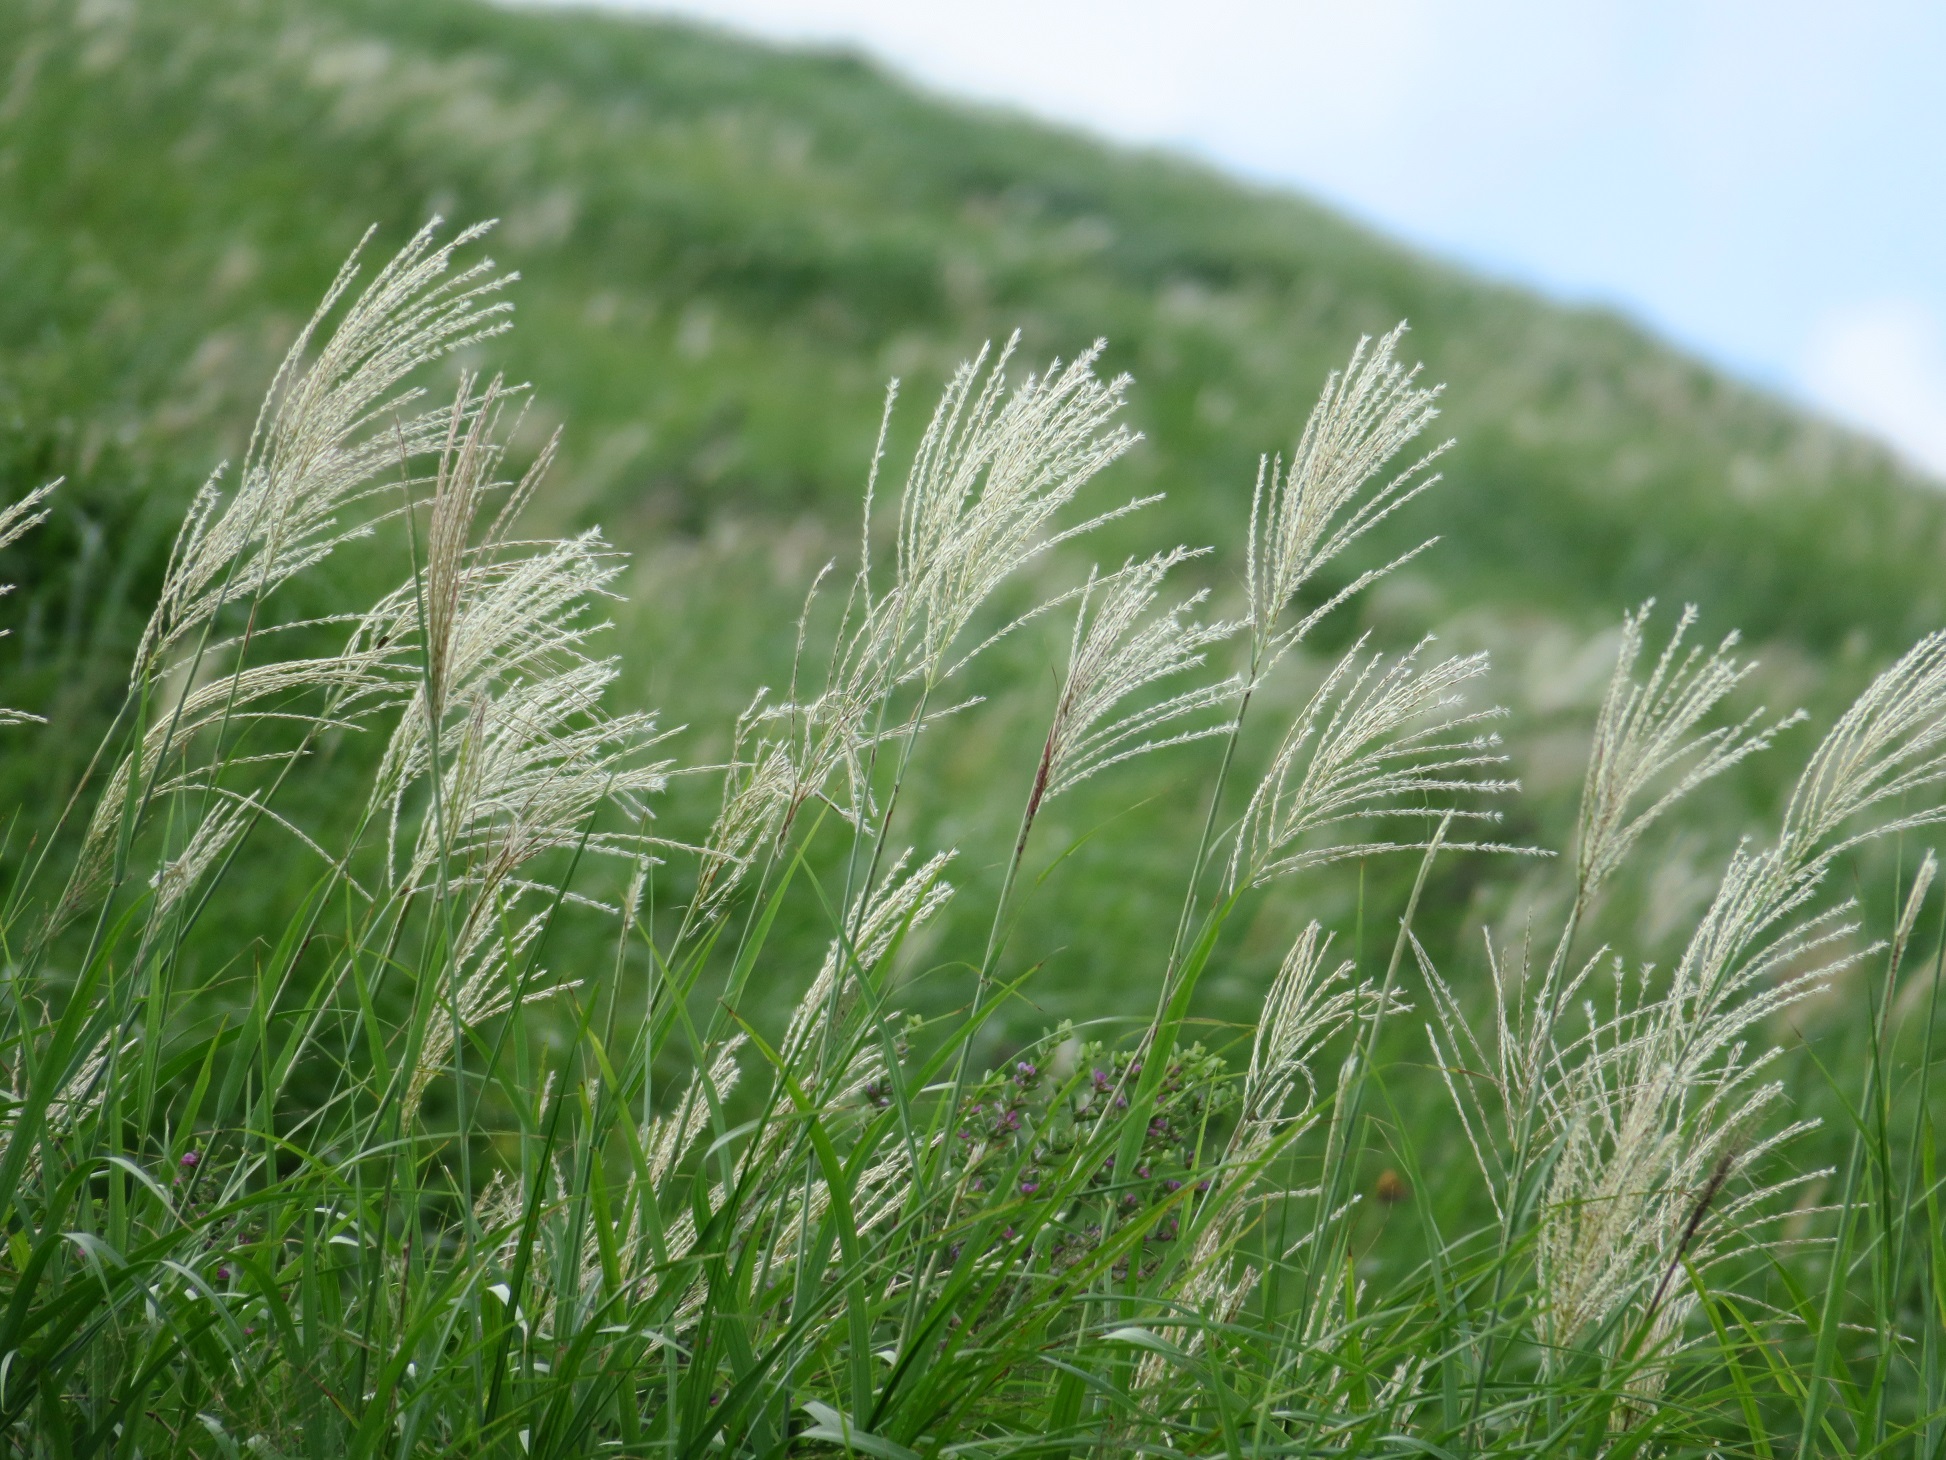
573 0 1946 477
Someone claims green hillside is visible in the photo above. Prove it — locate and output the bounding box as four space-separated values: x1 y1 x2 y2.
3 0 1943 1021
6 0 1940 634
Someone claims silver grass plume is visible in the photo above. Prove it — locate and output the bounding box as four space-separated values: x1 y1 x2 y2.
1245 324 1448 663
690 851 954 1276
1575 604 1796 907
1025 549 1239 816
137 220 512 678
70 649 393 915
646 1036 748 1188
590 1037 749 1294
0 1031 135 1178
890 335 1143 687
1532 627 1946 1371
688 710 797 923
1236 924 1395 1159
339 382 668 1126
66 227 510 922
580 1037 752 1298
1141 924 1399 1392
401 910 580 1128
659 851 953 1274
146 794 258 919
361 382 668 908
390 640 666 907
780 848 955 1083
0 482 56 726
1660 628 1946 1075
693 340 1139 918
1227 637 1521 890
1426 606 1800 1195
0 482 56 556
815 338 1143 802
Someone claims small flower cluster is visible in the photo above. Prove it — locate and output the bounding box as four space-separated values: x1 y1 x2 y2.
954 1057 1046 1159
1080 1044 1230 1269
948 1033 1233 1280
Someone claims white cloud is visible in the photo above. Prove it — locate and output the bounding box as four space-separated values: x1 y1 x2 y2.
1801 301 1946 481
617 0 1444 161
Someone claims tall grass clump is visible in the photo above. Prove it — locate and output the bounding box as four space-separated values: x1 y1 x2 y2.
0 222 1942 1458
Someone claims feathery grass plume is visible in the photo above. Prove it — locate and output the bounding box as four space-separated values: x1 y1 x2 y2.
61 228 511 922
687 706 797 922
780 847 955 1082
1237 923 1392 1157
892 335 1144 686
400 912 581 1127
1227 636 1521 890
145 794 257 919
0 482 56 726
1531 628 1946 1375
821 339 1143 786
646 1034 748 1187
764 852 951 1266
1662 628 1946 1058
961 550 1237 1040
581 1035 750 1299
354 391 667 1130
1424 606 1800 1212
360 384 666 905
1574 603 1795 907
1026 549 1239 816
1244 323 1448 661
417 375 539 724
67 648 393 914
770 851 950 1199
135 219 512 677
650 851 952 1281
390 641 666 904
691 340 1140 918
0 1029 132 1178
1147 922 1398 1387
0 482 56 557
1534 960 1829 1380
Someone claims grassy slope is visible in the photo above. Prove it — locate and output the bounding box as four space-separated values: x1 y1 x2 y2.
7 0 1942 633
2 0 1943 1029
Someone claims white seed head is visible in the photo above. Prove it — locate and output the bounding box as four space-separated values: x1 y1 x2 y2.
1229 636 1521 890
0 481 57 726
1513 628 1946 1364
1245 324 1448 660
1576 602 1796 903
781 848 955 1075
136 220 514 678
691 338 1142 916
1032 550 1240 809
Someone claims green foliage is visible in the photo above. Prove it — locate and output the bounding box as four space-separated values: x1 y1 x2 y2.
0 216 1940 1456
1 2 1945 1453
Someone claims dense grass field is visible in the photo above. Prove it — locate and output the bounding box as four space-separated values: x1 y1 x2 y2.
1 1 1944 1454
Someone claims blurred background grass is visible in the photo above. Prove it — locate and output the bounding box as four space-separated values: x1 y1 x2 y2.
3 0 1941 1078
